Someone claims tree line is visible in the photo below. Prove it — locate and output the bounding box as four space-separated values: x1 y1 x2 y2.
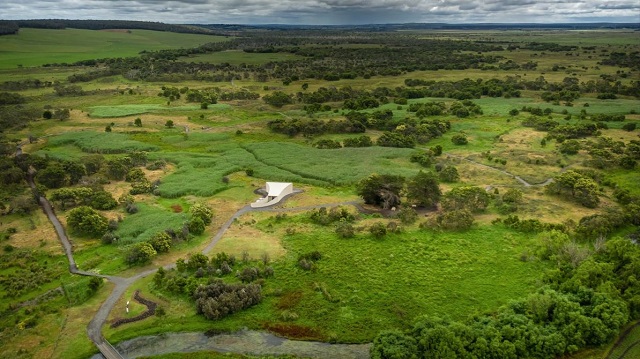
371 235 640 359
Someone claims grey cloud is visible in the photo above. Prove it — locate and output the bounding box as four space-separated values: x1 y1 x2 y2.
1 0 638 24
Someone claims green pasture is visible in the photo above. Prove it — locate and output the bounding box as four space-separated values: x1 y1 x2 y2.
88 104 204 118
107 221 548 344
0 28 227 69
182 50 304 65
46 131 159 154
114 203 189 245
476 97 640 117
420 29 640 47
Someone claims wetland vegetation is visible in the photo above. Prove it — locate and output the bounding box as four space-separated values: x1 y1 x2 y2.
0 19 638 359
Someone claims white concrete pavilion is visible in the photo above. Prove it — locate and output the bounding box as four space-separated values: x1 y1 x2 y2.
251 182 294 208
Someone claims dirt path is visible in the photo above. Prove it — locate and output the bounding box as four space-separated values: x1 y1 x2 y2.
93 330 370 359
606 320 640 359
30 170 362 359
446 154 562 187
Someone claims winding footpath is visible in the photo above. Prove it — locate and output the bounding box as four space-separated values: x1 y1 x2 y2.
30 174 363 359
29 151 567 359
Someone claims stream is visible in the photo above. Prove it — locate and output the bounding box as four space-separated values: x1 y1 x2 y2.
89 330 371 359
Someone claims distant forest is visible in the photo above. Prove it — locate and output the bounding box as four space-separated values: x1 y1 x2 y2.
0 19 217 36
1 19 639 37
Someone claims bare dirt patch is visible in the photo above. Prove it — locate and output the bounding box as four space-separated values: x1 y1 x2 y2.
263 323 325 341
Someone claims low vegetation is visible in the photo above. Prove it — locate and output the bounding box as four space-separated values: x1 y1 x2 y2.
0 22 638 359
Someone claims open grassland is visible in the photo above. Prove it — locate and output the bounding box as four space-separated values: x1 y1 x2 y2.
89 104 204 118
0 28 227 69
105 219 548 344
114 203 189 245
46 131 160 153
1 27 638 359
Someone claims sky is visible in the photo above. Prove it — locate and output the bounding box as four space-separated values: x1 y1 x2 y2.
1 0 639 25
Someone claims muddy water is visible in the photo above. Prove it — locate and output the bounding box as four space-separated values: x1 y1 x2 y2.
90 330 371 359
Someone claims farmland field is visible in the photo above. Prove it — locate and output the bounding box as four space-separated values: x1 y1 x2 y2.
0 28 227 68
0 23 638 359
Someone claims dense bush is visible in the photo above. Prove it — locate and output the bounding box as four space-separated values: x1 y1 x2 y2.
442 186 490 212
194 280 262 320
66 206 108 236
372 236 640 359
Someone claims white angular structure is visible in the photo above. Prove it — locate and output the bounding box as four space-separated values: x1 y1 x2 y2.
251 182 294 208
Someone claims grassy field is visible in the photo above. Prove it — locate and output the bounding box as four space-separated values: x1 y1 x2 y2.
0 28 227 69
104 217 548 344
1 27 638 359
88 104 205 118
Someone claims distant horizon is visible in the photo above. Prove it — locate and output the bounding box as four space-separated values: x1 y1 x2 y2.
2 0 639 25
4 19 639 27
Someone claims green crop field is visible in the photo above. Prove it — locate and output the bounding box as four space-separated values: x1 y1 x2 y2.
88 104 205 118
0 28 227 69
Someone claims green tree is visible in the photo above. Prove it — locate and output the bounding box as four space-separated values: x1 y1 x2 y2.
502 188 523 204
88 190 118 210
149 232 172 253
573 178 600 208
263 91 293 108
442 186 490 212
106 157 132 180
371 330 418 359
188 216 205 235
559 139 581 155
369 222 387 238
406 171 441 208
67 206 108 237
37 162 67 189
126 242 157 265
437 209 474 231
165 120 174 128
451 134 468 145
438 166 459 183
81 154 104 175
134 117 142 127
335 221 356 238
190 203 213 225
63 161 86 185
356 174 405 209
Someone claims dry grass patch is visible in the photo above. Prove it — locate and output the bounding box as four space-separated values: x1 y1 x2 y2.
214 223 286 260
518 190 604 224
54 282 115 359
1 211 62 254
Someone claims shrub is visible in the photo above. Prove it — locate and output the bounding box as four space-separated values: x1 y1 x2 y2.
194 281 262 320
67 206 108 237
190 203 213 225
335 221 356 238
438 166 459 183
437 209 474 230
149 232 172 253
126 242 157 265
397 207 418 224
451 134 468 145
369 222 388 238
188 216 205 235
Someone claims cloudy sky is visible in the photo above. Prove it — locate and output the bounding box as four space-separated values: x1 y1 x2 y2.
1 0 639 25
